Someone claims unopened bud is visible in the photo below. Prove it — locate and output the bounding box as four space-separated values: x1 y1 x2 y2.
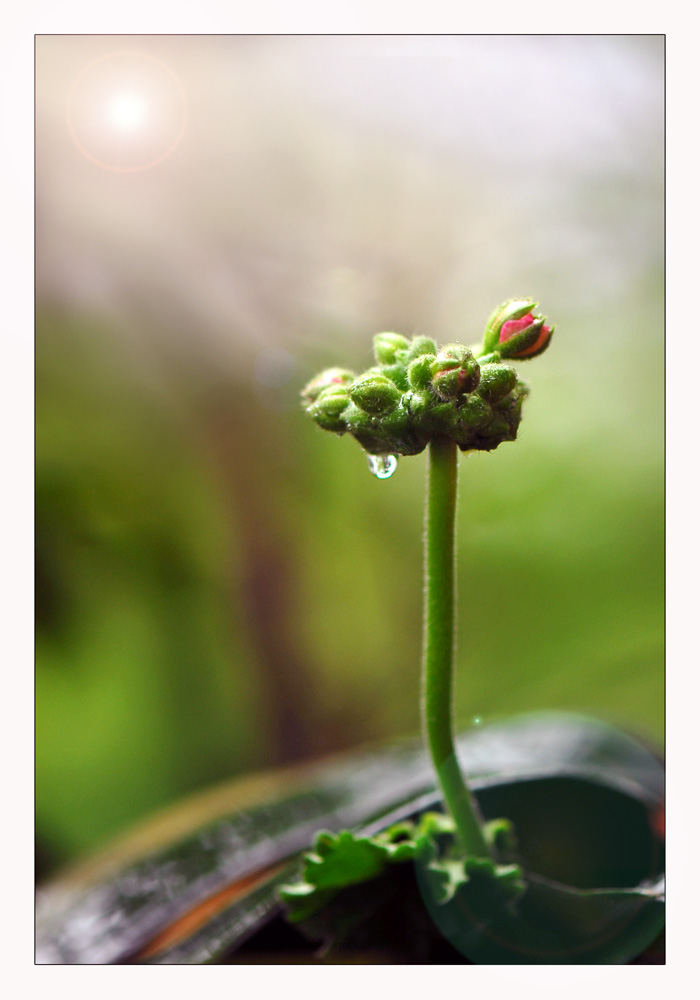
497 313 554 360
431 344 480 400
301 367 355 404
348 373 401 415
457 394 492 430
481 299 536 356
403 389 433 419
309 385 351 431
377 363 410 392
407 354 437 391
404 336 438 362
477 363 518 403
373 332 410 365
424 401 460 436
481 298 554 360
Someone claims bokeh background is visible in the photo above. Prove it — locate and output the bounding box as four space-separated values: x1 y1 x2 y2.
35 35 664 879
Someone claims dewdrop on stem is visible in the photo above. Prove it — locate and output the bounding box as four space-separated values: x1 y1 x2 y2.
367 454 398 479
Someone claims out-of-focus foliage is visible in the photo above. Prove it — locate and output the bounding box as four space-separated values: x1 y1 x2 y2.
35 35 663 876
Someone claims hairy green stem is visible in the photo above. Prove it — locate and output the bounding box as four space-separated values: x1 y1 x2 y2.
421 436 491 857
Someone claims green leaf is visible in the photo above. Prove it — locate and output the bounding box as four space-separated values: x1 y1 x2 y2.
304 830 391 888
280 809 524 938
36 713 664 964
278 819 439 923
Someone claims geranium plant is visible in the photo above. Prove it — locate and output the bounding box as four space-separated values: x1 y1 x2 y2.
278 298 663 963
35 299 663 965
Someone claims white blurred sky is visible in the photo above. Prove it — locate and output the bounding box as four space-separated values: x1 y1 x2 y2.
34 35 663 367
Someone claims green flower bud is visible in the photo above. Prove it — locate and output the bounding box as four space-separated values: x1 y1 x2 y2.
403 388 433 420
381 408 429 456
309 385 351 431
476 363 518 403
348 373 401 415
431 344 480 400
377 363 410 391
423 401 460 436
345 404 405 455
344 403 392 454
457 394 492 430
495 382 529 425
477 385 528 448
373 332 410 365
342 400 370 431
407 354 437 391
301 367 356 404
404 336 438 362
481 298 537 356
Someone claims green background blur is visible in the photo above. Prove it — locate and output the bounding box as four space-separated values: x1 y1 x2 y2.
35 35 664 878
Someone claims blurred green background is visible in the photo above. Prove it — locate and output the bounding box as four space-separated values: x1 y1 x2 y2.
35 35 663 879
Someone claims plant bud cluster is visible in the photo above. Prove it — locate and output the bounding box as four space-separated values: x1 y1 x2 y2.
302 333 529 457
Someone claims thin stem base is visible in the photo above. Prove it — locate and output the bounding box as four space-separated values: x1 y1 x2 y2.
421 437 490 857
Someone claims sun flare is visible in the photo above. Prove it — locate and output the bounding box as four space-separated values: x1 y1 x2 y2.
67 51 187 172
107 92 148 132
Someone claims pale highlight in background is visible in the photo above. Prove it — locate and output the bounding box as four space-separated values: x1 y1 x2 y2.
66 50 188 172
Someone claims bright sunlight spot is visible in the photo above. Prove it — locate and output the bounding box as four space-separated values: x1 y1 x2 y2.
107 92 148 131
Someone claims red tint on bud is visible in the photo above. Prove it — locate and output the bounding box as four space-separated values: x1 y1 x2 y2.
498 313 553 359
301 368 355 404
430 345 480 400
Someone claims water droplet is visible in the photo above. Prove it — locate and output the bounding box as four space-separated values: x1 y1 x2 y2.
367 454 398 479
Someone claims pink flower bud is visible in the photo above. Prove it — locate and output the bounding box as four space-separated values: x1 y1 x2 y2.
481 298 554 360
301 367 356 404
498 313 553 359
